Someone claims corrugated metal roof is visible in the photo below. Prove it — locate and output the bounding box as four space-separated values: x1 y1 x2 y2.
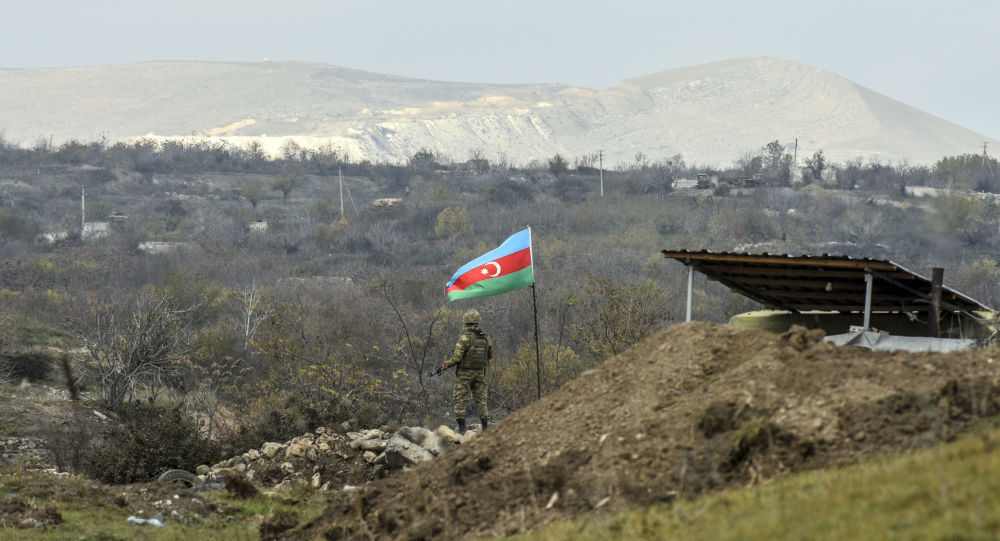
661 250 994 315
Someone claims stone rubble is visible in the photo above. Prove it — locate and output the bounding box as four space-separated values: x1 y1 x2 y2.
0 436 52 466
195 424 475 492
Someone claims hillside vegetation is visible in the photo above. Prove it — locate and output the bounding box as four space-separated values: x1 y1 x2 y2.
0 137 999 538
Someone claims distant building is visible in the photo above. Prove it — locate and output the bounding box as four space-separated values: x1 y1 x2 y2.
82 222 110 240
371 198 403 208
35 231 69 246
248 221 269 234
137 241 195 255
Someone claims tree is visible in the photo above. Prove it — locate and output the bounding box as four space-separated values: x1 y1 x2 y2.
805 149 826 182
279 139 306 161
466 148 491 173
236 281 273 354
81 293 190 412
574 152 599 172
736 151 763 177
270 174 304 204
368 274 452 415
569 275 671 361
548 154 569 178
954 258 1000 309
493 342 586 410
242 180 265 210
763 140 784 173
435 207 474 239
934 153 998 191
243 140 266 164
409 148 440 171
930 192 987 245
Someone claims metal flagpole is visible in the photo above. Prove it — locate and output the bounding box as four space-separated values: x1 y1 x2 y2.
531 283 541 400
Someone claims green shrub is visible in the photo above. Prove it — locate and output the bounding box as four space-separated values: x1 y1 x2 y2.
1 349 54 382
434 207 473 238
85 404 219 484
481 180 534 205
0 208 36 242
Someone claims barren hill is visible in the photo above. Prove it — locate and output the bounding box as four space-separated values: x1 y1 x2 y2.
288 323 1000 540
0 57 992 165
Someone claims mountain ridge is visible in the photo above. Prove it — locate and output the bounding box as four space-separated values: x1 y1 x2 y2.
0 57 992 166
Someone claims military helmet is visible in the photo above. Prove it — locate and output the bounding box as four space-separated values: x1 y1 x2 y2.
463 309 481 325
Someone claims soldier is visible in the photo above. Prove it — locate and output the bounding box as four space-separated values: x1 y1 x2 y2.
441 309 493 433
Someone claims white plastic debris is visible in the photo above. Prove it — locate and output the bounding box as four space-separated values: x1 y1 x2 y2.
127 515 165 527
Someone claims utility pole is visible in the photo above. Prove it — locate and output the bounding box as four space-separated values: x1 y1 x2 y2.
339 167 344 217
598 150 604 197
80 185 85 236
983 141 995 178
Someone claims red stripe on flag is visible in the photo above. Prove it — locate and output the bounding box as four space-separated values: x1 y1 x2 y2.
446 248 532 293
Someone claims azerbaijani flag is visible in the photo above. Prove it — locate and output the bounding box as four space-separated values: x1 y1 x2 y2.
446 227 534 302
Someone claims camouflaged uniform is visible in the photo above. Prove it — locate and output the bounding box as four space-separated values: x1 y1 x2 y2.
448 324 493 425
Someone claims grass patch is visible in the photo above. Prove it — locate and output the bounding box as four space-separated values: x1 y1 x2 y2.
0 470 329 540
515 424 1000 541
13 318 74 349
0 417 26 437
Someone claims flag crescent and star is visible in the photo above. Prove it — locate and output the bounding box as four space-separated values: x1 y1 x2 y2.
446 227 534 302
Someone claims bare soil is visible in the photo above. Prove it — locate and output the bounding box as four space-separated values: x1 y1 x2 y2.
286 322 1000 540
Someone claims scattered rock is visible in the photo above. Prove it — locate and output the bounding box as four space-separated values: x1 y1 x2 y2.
384 434 434 467
286 440 312 458
261 442 283 459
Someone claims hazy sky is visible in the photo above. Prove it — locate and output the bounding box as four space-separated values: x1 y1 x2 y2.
2 0 998 142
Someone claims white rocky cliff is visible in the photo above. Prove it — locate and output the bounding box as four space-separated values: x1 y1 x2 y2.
0 57 992 165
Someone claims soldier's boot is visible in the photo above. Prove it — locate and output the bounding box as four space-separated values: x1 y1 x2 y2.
481 417 488 430
456 418 466 433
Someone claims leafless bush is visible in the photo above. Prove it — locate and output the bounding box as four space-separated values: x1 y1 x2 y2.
175 355 247 440
80 293 191 411
40 408 98 473
0 357 13 386
0 313 13 385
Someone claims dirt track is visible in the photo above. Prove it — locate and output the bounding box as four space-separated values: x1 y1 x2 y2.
287 322 1000 540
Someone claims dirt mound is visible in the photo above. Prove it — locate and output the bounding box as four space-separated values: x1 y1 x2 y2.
287 322 1000 540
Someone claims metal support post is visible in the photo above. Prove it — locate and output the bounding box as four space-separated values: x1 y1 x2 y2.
686 264 694 322
863 271 873 330
929 267 944 338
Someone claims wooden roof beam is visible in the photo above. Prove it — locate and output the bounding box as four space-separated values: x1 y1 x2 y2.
710 276 869 289
698 265 916 280
662 251 899 271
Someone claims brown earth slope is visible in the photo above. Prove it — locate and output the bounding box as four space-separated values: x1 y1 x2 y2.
287 322 1000 540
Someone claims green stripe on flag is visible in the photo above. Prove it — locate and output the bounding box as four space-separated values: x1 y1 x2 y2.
447 266 535 302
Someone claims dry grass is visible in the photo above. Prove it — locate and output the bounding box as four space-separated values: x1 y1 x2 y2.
516 422 1000 541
